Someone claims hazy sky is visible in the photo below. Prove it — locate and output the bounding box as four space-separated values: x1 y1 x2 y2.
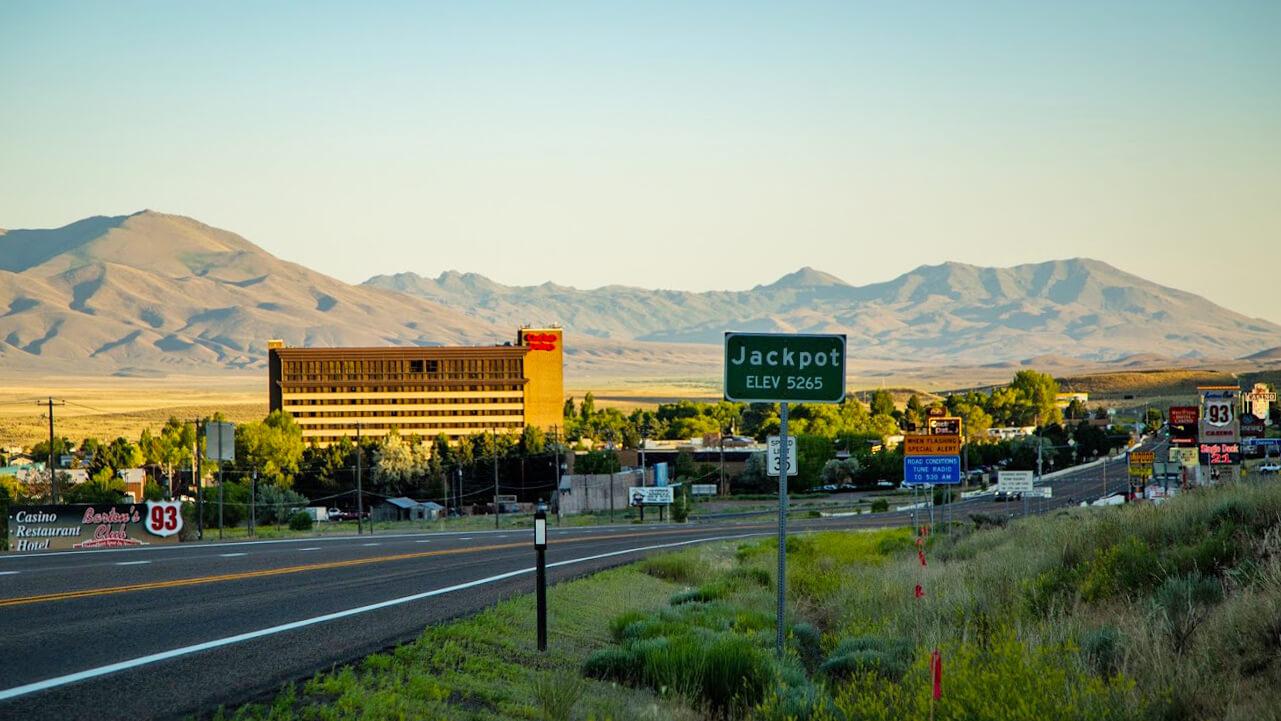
3 2 1279 322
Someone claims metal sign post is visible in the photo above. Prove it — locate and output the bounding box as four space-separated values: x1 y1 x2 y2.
724 331 846 659
776 402 789 658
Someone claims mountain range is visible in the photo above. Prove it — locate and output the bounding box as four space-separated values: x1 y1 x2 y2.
1 211 1278 381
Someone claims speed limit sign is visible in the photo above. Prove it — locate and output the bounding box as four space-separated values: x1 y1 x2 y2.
767 436 798 477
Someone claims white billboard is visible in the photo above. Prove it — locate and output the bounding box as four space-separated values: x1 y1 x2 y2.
998 470 1033 494
629 487 673 506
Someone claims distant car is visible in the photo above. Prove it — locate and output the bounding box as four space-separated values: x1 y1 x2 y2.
1259 464 1281 473
876 480 896 488
993 490 1021 502
329 509 369 522
819 484 838 492
838 483 857 492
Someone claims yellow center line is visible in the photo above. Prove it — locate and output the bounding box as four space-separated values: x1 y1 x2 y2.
0 525 768 608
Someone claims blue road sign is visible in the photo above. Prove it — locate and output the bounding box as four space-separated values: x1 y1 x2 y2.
903 455 961 485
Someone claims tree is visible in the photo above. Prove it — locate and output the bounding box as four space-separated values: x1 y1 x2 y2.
576 449 620 475
519 426 546 455
735 453 769 493
580 392 596 421
372 431 431 497
63 468 127 504
674 448 698 482
820 457 861 485
1010 370 1062 426
1144 408 1165 435
563 397 576 420
905 395 925 430
256 484 311 525
88 437 144 478
795 434 835 491
870 389 895 418
235 410 304 487
31 436 72 464
157 418 197 489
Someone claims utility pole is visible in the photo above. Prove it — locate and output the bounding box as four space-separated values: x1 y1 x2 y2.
553 425 562 526
38 397 65 503
639 421 649 487
194 419 203 540
719 428 726 496
250 467 257 538
493 428 500 530
356 423 365 535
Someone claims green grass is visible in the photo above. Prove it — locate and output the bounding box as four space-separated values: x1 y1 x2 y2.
206 481 1281 720
204 564 704 721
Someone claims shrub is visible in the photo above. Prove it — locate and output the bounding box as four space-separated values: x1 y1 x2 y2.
792 623 823 673
582 647 639 683
970 512 1008 530
1081 536 1157 602
728 566 773 588
609 610 650 642
819 636 913 682
640 552 703 584
1152 572 1224 655
870 498 889 513
811 632 1143 721
1080 625 1122 677
288 511 313 531
532 671 585 720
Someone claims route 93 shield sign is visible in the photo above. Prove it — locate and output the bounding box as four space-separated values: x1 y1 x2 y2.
145 500 184 538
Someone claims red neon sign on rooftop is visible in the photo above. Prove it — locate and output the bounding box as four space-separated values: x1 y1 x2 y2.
524 332 558 352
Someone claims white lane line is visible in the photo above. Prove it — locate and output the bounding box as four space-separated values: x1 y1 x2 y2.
415 540 432 544
459 537 473 540
362 543 380 547
298 547 322 552
115 561 150 566
0 571 18 576
219 553 247 558
0 531 765 702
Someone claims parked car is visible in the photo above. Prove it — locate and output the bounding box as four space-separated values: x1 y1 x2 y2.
329 509 370 522
1258 464 1281 473
819 484 839 492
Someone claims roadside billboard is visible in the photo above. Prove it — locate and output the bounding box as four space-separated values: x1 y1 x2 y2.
1168 406 1199 445
629 487 674 506
997 471 1033 494
7 501 183 553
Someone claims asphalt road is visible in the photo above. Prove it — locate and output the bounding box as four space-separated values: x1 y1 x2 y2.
0 447 1154 721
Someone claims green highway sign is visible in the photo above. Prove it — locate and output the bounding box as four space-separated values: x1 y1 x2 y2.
724 332 846 403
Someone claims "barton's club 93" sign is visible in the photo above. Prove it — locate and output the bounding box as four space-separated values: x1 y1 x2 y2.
7 501 184 552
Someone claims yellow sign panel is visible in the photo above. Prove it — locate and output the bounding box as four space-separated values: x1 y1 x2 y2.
904 434 961 456
1129 451 1155 465
1129 465 1154 478
1169 447 1199 467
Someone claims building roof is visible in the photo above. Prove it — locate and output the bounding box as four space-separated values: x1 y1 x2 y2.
381 497 445 510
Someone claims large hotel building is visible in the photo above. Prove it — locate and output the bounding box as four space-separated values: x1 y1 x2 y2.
267 327 563 447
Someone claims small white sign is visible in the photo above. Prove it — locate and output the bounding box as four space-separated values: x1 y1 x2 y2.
629 487 673 506
998 470 1034 494
1025 487 1052 498
691 484 718 496
767 435 798 477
